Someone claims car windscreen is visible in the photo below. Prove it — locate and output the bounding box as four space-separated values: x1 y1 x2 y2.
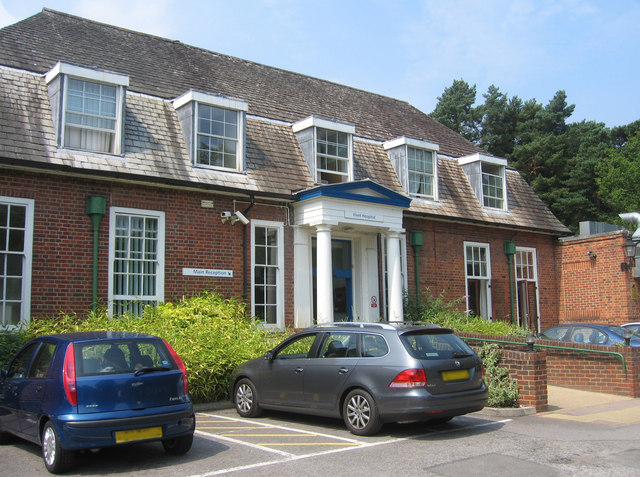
75 339 176 376
400 331 475 360
604 326 626 338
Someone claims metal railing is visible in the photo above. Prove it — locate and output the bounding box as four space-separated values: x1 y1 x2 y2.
460 336 629 373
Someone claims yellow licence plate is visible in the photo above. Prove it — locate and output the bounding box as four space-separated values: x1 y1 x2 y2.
115 426 163 444
441 369 470 381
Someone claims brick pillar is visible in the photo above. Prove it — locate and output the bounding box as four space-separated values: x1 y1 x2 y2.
515 350 548 411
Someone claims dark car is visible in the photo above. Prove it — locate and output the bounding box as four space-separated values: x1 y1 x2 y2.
0 332 195 473
540 324 640 347
229 322 487 436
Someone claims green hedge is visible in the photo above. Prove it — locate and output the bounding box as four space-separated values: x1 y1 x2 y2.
404 290 529 337
4 291 285 403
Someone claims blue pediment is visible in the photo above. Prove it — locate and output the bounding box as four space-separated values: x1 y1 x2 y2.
295 179 411 208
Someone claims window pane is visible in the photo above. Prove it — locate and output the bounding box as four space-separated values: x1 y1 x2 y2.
64 78 118 153
112 213 160 317
196 104 238 169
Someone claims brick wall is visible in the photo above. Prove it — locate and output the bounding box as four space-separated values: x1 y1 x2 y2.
461 333 640 409
557 233 640 324
3 170 293 321
403 218 561 328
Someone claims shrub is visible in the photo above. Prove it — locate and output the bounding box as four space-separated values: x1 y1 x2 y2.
478 343 519 408
20 291 285 403
0 329 29 369
404 290 529 337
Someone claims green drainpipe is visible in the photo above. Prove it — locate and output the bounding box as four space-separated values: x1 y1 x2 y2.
86 196 106 313
409 231 424 305
504 241 516 325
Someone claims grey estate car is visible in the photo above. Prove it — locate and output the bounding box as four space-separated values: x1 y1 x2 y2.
230 322 487 435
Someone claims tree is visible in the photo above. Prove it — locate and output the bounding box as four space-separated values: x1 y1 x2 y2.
430 79 482 143
479 85 523 158
596 132 640 217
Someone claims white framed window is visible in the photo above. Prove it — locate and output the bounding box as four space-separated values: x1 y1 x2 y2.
293 116 355 184
108 207 164 317
0 197 34 329
45 62 128 155
482 162 505 209
252 220 284 329
384 136 439 200
515 247 540 331
459 153 508 211
408 147 435 198
464 242 492 320
174 90 247 172
316 127 350 183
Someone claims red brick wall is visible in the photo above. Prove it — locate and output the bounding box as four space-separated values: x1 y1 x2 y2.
462 333 640 402
557 233 640 324
3 170 293 321
403 218 560 328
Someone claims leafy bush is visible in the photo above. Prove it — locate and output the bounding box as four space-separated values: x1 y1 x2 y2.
0 329 30 369
20 291 285 403
404 290 529 337
478 343 519 408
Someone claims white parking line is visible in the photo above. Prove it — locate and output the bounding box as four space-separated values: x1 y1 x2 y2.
191 414 511 477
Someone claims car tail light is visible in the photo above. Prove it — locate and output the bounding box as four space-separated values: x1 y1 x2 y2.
163 340 188 395
63 344 77 406
389 368 427 388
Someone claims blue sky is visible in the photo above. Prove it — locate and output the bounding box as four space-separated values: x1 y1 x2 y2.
1 0 639 128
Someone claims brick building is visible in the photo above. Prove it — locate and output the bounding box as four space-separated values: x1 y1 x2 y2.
0 9 570 332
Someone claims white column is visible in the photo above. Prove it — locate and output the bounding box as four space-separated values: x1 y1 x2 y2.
386 231 403 320
316 224 333 323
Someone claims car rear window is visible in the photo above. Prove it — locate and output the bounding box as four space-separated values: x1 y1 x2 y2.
75 339 176 376
400 331 475 360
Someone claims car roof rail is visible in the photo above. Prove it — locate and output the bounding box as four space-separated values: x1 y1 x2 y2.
380 321 441 328
310 322 394 330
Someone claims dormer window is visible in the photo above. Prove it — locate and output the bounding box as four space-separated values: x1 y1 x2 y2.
293 116 355 184
45 62 128 155
384 137 439 200
482 162 504 209
459 153 508 211
174 90 247 172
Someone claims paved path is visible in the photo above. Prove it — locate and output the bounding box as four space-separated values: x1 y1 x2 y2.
539 385 640 426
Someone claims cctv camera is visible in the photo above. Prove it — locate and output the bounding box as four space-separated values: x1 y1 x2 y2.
231 211 250 225
221 211 232 218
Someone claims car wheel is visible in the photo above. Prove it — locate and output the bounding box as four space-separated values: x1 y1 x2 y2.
234 378 262 417
42 421 75 474
343 389 382 436
162 432 194 455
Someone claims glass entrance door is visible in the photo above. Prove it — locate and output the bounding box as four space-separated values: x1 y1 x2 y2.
313 239 353 322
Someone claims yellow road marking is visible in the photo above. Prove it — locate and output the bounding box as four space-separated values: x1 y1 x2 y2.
258 442 361 446
219 433 316 437
197 420 235 423
198 426 273 429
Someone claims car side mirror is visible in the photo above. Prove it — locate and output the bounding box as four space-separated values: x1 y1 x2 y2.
263 351 274 361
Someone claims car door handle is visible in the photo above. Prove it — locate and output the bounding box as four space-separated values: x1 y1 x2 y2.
338 368 349 374
294 367 304 374
35 386 43 393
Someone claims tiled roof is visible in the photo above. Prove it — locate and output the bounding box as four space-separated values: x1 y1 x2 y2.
0 9 571 235
0 8 480 156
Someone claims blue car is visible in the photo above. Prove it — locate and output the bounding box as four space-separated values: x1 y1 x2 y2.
540 324 640 347
0 332 195 473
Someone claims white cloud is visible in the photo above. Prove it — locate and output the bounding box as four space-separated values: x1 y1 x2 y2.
0 1 19 29
73 0 176 38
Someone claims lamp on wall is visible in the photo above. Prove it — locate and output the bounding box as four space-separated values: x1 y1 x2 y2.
620 237 638 272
